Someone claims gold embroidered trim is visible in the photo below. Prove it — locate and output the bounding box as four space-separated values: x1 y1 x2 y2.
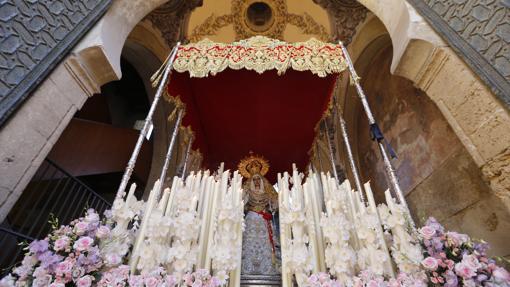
172 36 347 78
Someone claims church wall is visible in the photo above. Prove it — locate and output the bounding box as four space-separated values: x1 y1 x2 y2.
352 45 510 258
0 63 91 220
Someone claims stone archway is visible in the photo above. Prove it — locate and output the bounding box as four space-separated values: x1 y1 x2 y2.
336 23 510 258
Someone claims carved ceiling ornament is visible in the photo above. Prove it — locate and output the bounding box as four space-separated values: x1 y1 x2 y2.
232 0 287 40
313 0 368 45
145 0 203 45
188 0 330 43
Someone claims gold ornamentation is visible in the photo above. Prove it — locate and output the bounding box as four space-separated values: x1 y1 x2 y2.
313 0 368 45
238 153 270 179
187 0 330 43
173 36 347 78
286 13 330 42
188 14 234 43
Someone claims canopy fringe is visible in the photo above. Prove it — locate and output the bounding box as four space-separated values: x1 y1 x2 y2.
151 52 173 87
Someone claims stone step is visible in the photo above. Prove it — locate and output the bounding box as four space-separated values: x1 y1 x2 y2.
241 274 282 286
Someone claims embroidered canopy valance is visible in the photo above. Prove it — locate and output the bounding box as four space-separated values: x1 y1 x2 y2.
172 36 347 78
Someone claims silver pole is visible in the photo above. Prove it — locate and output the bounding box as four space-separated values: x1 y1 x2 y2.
115 42 181 200
339 41 415 229
157 108 185 200
181 135 194 180
338 115 365 202
323 121 340 183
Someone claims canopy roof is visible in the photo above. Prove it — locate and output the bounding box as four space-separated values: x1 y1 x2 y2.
167 36 347 181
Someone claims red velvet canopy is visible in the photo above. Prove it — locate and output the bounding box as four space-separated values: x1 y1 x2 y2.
168 69 338 182
165 37 346 182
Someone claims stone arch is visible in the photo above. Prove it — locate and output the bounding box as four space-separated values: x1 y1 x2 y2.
71 1 200 88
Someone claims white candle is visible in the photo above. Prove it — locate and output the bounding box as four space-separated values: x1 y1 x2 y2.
158 188 170 212
189 194 198 212
126 183 137 204
364 182 395 278
384 189 395 212
165 177 179 216
130 179 160 272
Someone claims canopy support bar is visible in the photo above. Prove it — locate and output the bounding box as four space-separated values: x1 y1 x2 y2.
157 108 185 200
339 42 416 230
181 135 194 180
115 42 181 201
337 112 365 203
323 120 340 184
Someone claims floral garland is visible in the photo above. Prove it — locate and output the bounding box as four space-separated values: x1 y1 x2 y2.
418 218 509 287
0 209 112 287
0 208 223 287
303 218 510 287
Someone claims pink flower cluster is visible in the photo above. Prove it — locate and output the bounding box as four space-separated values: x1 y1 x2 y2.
305 271 427 287
182 269 225 287
419 217 510 287
97 265 179 287
306 272 343 287
0 209 111 287
97 266 225 287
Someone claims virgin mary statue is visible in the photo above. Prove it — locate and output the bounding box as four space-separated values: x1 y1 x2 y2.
238 154 281 275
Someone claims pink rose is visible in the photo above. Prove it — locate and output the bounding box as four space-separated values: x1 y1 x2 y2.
455 262 477 278
461 254 481 270
183 273 193 285
492 267 510 283
319 272 330 283
388 278 400 287
76 275 93 287
84 211 99 223
352 278 363 287
463 279 476 287
421 257 439 271
192 279 202 287
144 277 160 287
367 280 379 287
308 274 319 283
95 226 110 239
128 275 144 287
55 260 73 276
447 232 469 246
74 222 89 235
104 253 122 266
54 236 70 251
73 236 94 251
33 275 52 287
165 275 178 286
419 226 436 239
49 283 65 287
445 259 455 270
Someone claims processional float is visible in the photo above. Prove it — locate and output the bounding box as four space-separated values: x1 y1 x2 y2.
113 36 419 286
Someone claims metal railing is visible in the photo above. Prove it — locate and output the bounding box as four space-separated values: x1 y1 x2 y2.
0 159 112 275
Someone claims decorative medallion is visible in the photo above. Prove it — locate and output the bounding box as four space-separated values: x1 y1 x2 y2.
232 0 287 40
